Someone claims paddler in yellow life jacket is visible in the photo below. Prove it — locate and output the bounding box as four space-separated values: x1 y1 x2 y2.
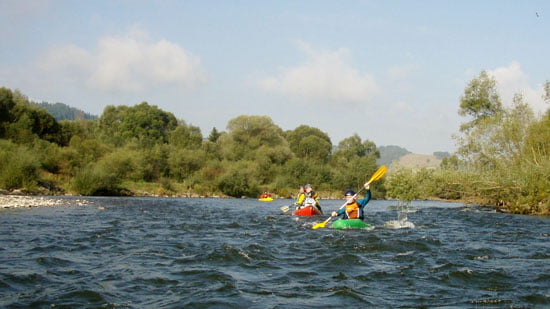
331 184 371 220
292 186 305 208
296 184 322 213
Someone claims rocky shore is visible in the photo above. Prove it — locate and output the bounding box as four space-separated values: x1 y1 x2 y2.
0 194 93 209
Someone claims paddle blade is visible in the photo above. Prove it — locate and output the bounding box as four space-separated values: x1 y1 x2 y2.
312 218 331 229
280 205 290 213
366 165 387 185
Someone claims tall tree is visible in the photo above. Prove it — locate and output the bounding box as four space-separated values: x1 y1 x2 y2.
459 70 503 132
0 87 16 137
219 115 285 160
99 102 177 147
169 121 203 149
284 125 332 162
208 127 221 142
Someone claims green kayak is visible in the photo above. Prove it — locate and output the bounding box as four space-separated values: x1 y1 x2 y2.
332 219 371 229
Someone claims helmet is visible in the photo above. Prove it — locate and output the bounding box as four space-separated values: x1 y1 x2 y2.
344 190 356 196
304 184 312 189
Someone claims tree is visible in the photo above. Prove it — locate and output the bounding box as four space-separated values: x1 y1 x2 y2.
99 102 178 147
0 88 16 136
459 70 503 132
219 115 285 160
284 125 332 161
169 121 203 149
216 161 260 197
333 134 379 161
330 134 380 190
168 148 206 181
208 127 221 142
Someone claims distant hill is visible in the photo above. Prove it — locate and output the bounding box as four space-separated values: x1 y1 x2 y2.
30 101 98 121
391 153 442 170
378 145 451 170
377 145 411 166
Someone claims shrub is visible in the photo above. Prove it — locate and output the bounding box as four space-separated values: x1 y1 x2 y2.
70 163 122 196
216 162 259 197
0 140 40 190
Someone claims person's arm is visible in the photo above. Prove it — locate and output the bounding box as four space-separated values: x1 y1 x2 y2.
358 190 371 207
332 207 346 217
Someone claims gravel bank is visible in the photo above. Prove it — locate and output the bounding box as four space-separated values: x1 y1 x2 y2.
0 195 93 209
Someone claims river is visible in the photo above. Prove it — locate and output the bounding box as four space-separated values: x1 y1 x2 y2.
1 197 548 308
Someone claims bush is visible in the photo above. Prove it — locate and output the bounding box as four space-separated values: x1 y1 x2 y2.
216 162 259 197
0 140 40 190
384 168 419 202
70 163 122 196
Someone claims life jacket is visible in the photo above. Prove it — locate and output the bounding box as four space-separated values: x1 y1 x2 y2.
305 191 319 206
296 193 306 205
344 201 360 219
304 197 316 206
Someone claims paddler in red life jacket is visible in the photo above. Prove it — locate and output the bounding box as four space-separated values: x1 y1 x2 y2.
296 184 322 213
331 184 371 220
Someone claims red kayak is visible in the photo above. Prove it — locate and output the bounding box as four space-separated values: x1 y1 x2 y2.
292 205 322 216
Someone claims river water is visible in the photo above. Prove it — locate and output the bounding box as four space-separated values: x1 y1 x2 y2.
0 197 549 308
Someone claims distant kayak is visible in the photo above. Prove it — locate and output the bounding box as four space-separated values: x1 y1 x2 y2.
292 205 322 216
258 197 274 202
332 219 371 229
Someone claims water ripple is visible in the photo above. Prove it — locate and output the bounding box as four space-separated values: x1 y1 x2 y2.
0 197 548 307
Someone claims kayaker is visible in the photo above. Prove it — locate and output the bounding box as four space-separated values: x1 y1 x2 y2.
331 184 371 220
296 184 322 213
292 186 305 208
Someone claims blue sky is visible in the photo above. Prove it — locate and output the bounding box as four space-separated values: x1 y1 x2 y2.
1 0 548 154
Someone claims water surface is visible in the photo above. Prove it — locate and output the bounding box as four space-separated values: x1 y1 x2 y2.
1 197 549 308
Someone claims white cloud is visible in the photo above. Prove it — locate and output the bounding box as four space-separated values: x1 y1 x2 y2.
36 31 207 94
489 62 547 114
259 41 378 106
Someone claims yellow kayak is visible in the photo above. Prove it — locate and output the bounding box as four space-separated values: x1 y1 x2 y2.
258 197 274 202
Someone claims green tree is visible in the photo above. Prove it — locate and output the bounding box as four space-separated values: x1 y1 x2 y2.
169 121 203 149
208 127 221 142
459 70 503 132
219 115 285 160
61 136 109 176
99 102 177 147
0 88 16 137
333 134 379 161
0 88 62 144
6 104 62 144
285 125 332 161
330 134 380 190
168 148 206 181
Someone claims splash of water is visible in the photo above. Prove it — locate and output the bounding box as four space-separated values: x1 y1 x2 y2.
384 202 415 229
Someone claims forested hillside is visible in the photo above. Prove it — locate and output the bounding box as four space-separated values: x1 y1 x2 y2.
30 101 98 121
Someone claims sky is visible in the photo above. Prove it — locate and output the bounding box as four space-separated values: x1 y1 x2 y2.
1 0 548 154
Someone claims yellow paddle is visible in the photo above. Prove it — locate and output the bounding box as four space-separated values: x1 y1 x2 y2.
312 165 387 230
